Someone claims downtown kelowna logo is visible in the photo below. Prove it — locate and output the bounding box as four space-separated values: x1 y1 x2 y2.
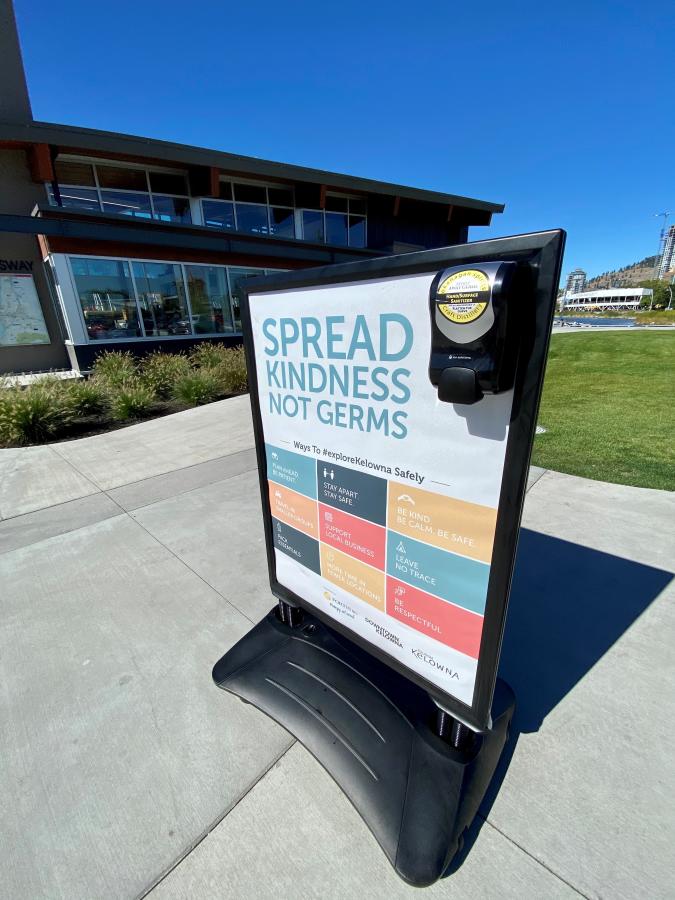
365 618 403 647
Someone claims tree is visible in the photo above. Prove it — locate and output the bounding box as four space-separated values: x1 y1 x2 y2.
638 280 671 309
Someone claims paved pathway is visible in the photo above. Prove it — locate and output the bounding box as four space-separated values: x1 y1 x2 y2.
1 396 673 899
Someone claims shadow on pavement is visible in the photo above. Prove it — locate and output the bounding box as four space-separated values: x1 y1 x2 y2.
446 527 672 876
500 528 672 734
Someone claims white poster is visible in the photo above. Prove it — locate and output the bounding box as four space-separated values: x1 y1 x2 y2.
249 272 513 708
0 274 50 346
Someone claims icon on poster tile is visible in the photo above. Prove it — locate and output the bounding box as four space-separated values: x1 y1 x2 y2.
397 494 415 505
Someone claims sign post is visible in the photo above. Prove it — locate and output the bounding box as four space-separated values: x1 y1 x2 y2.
213 230 565 884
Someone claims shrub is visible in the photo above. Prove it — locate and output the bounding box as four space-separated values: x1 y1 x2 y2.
188 343 233 370
108 379 156 421
140 352 191 399
64 378 108 418
0 382 69 445
172 369 220 406
91 350 137 387
211 346 248 394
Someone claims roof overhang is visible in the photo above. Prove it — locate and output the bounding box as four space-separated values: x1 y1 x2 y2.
0 119 504 217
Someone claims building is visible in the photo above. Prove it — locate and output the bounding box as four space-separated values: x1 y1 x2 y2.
564 268 587 297
0 0 503 376
658 224 675 278
561 287 652 311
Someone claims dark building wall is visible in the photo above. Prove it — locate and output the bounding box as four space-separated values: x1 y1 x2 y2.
366 195 467 251
0 150 70 373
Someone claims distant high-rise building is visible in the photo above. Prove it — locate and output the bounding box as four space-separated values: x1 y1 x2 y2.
658 225 675 277
565 268 587 295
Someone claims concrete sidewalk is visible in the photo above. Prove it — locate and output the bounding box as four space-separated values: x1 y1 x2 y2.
1 396 673 899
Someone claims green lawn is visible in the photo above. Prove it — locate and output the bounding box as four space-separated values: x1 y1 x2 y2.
532 332 674 490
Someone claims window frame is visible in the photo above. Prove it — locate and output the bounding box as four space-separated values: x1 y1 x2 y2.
63 252 283 343
202 178 296 239
47 157 193 224
299 193 367 247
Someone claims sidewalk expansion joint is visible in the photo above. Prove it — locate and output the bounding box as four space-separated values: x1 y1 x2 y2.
135 740 296 900
125 507 258 626
480 815 590 898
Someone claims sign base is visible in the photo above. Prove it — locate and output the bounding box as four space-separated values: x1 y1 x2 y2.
212 608 515 886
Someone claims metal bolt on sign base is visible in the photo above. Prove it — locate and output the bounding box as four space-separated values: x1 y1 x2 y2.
212 609 515 886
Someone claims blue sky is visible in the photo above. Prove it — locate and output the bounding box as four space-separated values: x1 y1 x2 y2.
15 0 675 281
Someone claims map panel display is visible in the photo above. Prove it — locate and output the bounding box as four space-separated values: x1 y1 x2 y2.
0 274 50 346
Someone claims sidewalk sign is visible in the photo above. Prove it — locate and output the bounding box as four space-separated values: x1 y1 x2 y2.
241 230 564 730
213 230 565 884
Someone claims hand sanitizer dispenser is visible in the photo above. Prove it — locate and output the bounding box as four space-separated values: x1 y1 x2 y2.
429 261 519 404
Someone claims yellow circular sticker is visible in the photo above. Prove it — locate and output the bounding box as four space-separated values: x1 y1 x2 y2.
436 269 490 324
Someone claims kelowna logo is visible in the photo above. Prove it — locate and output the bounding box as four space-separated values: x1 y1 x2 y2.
411 648 460 679
365 618 403 647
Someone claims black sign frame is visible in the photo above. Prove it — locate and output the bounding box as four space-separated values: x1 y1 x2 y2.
239 230 565 731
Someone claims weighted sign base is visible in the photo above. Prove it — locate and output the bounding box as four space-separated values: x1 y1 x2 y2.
212 607 515 886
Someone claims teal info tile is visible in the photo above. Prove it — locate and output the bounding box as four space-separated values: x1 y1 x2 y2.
266 443 317 499
386 530 489 614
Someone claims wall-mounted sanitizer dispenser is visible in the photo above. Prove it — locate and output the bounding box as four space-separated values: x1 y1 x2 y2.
429 261 519 404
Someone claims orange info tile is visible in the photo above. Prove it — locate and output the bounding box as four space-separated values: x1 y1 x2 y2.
269 483 318 538
320 544 385 612
387 482 497 564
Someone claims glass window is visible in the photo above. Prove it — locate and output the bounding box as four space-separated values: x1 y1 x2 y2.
54 160 96 186
350 197 367 215
71 257 140 340
234 183 267 204
149 171 188 195
349 216 367 247
228 267 260 332
50 184 101 211
269 207 295 238
302 210 324 243
206 182 295 238
325 212 348 246
268 187 294 207
300 198 367 247
235 203 269 235
51 159 195 223
185 265 233 334
202 199 236 230
152 195 192 224
100 190 152 218
132 261 189 336
97 166 148 191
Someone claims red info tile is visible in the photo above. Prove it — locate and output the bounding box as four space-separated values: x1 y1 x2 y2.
319 503 385 570
387 577 483 658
